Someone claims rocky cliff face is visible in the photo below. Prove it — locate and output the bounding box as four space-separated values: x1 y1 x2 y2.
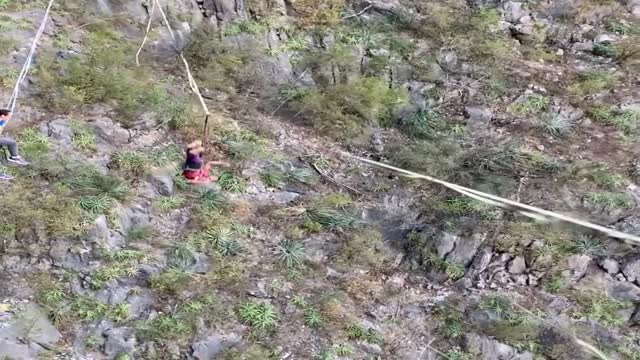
0 0 639 359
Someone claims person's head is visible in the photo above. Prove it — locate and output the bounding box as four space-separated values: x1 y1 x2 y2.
0 109 10 121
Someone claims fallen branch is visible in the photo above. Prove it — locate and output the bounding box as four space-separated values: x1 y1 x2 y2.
342 4 373 20
308 161 362 196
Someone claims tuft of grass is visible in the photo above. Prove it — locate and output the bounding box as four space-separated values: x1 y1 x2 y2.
509 95 550 116
138 313 190 341
334 344 353 356
68 168 129 201
150 268 192 295
544 272 566 294
70 121 97 152
304 207 357 230
590 169 627 189
199 190 230 212
304 308 323 328
593 43 616 58
398 109 443 139
573 236 604 257
286 167 317 185
127 225 155 241
541 115 573 136
77 194 114 214
111 151 148 176
217 170 247 193
585 191 633 209
109 249 147 262
237 301 278 330
568 71 620 97
153 196 187 212
18 128 50 159
480 296 511 318
150 145 182 167
274 239 305 269
440 310 465 338
346 324 384 344
260 170 285 188
589 105 639 134
424 252 466 281
444 350 473 360
574 291 629 327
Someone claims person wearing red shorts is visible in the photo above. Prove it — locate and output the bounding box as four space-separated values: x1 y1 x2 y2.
182 140 227 184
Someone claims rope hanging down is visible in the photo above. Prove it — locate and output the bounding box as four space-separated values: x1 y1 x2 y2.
5 0 56 120
136 0 235 142
355 156 640 245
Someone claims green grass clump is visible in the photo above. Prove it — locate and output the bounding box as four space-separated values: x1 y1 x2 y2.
398 109 443 139
18 128 50 159
77 194 115 214
67 166 127 195
199 190 230 213
541 115 573 136
292 77 407 138
286 167 316 185
337 229 388 269
138 313 190 341
217 170 247 193
304 207 357 230
127 225 156 241
274 239 305 269
70 121 96 152
585 192 633 209
590 169 627 189
35 30 168 124
223 19 270 36
150 268 192 295
237 301 278 330
574 291 629 327
346 324 384 344
589 104 639 134
509 95 550 116
260 170 285 188
424 252 466 281
150 145 182 167
153 196 187 212
111 151 148 176
568 71 619 97
544 272 566 294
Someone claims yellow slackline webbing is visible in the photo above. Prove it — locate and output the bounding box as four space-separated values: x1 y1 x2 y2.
354 156 640 245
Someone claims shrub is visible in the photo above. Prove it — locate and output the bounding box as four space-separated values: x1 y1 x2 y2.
294 0 345 28
541 115 572 136
35 30 167 125
388 139 463 179
509 95 550 116
293 78 407 138
217 170 247 193
568 71 620 97
589 105 639 134
337 229 388 269
398 109 443 139
18 128 50 159
111 151 148 176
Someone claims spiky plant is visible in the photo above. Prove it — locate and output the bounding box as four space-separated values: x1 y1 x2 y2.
274 239 305 269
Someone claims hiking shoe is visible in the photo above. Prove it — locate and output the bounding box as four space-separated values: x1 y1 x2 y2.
7 156 29 166
0 173 13 181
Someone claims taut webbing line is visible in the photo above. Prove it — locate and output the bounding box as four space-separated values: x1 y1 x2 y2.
355 156 640 245
4 0 56 121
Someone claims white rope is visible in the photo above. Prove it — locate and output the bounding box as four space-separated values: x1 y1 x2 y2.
5 0 55 118
136 0 156 66
355 156 640 245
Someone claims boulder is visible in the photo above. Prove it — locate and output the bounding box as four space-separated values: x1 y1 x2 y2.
564 255 592 282
502 1 528 23
599 259 620 275
623 259 640 285
508 256 527 274
446 233 485 268
191 333 241 360
464 332 534 360
0 304 61 359
103 327 136 357
148 173 175 196
464 106 494 127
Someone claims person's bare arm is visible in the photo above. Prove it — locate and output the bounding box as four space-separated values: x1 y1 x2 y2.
206 160 230 167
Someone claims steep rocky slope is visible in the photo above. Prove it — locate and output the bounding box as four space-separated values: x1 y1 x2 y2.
0 0 639 359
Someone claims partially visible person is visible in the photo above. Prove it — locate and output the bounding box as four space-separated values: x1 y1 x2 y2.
182 140 228 184
0 109 29 166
